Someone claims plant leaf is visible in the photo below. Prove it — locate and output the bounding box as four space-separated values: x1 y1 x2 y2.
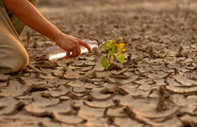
107 41 113 49
119 43 125 49
101 55 107 67
122 48 127 52
115 54 124 64
118 54 124 63
106 63 111 69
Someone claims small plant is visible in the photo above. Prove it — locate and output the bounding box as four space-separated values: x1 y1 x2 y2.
99 38 127 70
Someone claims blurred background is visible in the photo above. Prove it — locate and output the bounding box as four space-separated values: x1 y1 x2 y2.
23 0 197 60
37 0 197 7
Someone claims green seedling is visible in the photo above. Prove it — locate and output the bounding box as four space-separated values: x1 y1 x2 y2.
99 38 127 70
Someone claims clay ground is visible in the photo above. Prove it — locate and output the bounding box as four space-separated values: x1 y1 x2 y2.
0 0 197 127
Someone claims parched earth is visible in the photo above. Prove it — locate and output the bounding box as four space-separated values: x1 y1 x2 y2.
0 0 197 127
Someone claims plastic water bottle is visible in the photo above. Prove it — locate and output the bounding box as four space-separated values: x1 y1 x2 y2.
46 39 98 60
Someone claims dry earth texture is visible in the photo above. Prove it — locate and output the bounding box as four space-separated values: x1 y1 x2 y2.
0 0 197 127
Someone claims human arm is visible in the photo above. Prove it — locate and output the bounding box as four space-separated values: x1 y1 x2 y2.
3 0 91 57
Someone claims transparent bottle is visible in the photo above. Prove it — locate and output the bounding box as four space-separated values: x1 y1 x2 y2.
46 39 98 60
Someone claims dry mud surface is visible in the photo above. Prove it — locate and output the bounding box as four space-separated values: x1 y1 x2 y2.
1 0 197 127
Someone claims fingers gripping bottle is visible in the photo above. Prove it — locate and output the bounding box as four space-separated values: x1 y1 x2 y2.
46 39 98 60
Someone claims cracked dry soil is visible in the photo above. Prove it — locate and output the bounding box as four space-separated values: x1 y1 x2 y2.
0 0 197 127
